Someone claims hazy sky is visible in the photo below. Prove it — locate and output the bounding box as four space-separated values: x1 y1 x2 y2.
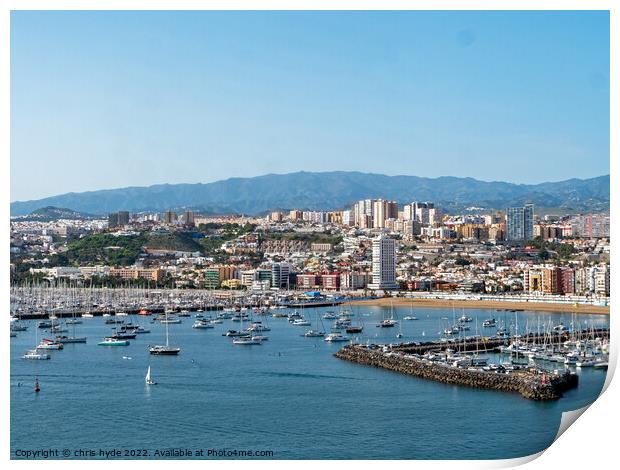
11 11 609 201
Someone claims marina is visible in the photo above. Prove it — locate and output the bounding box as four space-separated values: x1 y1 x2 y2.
10 301 610 459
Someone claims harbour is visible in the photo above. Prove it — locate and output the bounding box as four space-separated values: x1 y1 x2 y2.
11 302 610 459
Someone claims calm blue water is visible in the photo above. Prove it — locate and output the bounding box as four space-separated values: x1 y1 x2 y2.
10 306 609 460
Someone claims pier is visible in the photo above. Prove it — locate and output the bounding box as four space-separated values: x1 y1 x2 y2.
335 344 579 400
391 328 610 355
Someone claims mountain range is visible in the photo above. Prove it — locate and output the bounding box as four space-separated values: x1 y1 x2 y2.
10 171 610 216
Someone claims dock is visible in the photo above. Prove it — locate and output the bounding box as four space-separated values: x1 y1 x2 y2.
335 344 579 400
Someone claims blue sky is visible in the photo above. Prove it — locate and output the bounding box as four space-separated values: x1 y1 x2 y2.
11 11 609 201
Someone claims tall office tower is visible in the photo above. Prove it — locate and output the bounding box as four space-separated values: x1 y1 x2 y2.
271 262 291 289
163 210 178 224
368 235 399 290
506 204 534 242
117 211 130 226
372 199 387 228
183 211 195 227
108 213 119 229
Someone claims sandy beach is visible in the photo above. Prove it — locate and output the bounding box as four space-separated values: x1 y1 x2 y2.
351 297 610 315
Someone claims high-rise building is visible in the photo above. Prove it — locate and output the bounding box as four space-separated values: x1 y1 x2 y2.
368 235 398 290
163 210 178 224
506 204 534 242
271 262 291 289
183 211 195 227
117 211 130 226
108 212 119 229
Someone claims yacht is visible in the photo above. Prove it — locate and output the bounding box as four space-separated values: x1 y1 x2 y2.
37 339 64 350
222 330 250 337
323 312 338 320
232 336 262 345
346 325 363 334
145 366 157 385
403 315 418 321
82 313 94 318
98 337 130 346
377 319 397 328
292 318 311 326
22 349 50 360
459 314 473 323
304 330 325 337
149 312 181 355
482 318 497 328
160 318 182 324
192 319 214 329
54 335 87 344
37 320 52 329
324 333 350 342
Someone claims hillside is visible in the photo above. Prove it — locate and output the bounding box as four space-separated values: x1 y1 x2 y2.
10 172 610 216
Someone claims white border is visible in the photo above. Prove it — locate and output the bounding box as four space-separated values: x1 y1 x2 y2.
2 2 616 469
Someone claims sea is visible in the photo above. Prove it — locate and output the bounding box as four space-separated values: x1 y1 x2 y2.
10 305 609 460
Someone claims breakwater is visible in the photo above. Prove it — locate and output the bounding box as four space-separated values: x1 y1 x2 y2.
335 344 578 400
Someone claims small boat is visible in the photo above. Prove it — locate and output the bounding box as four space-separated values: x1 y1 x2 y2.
149 313 181 355
250 335 269 342
292 319 311 326
403 316 417 321
37 321 52 329
160 318 182 324
37 339 64 350
482 319 497 328
82 313 94 318
346 326 363 334
66 319 83 325
458 314 473 323
22 349 50 360
138 309 152 316
304 330 325 337
115 312 129 317
377 319 397 328
324 333 350 342
98 337 130 346
10 323 28 332
54 335 87 344
145 366 157 385
178 311 191 317
323 312 338 320
110 332 137 340
192 320 214 329
232 336 262 345
105 318 124 325
593 361 608 369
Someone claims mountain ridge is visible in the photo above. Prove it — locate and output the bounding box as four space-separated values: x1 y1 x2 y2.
10 171 610 216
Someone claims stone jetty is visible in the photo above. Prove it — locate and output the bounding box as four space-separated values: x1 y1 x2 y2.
335 344 578 400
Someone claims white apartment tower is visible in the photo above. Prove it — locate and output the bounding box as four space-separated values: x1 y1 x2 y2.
368 235 399 290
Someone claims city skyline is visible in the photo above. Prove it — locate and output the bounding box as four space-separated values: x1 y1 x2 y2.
11 10 610 201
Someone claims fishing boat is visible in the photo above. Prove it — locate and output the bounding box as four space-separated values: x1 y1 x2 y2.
149 312 181 355
145 366 157 385
98 337 130 346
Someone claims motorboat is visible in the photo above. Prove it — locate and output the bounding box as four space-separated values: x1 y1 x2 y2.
403 316 417 321
304 330 325 337
324 333 350 342
292 318 311 326
37 339 64 350
22 349 50 360
54 335 87 344
192 319 214 329
232 336 262 345
482 319 497 328
98 337 130 346
323 312 338 320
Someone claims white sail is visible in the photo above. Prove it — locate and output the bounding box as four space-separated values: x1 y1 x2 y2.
145 366 151 383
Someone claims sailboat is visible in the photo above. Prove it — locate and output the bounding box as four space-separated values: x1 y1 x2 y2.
149 311 181 355
145 366 157 385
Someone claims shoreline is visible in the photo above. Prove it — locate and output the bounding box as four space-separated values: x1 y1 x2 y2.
350 297 610 315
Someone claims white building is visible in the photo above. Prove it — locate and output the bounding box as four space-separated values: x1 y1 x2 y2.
368 235 399 290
